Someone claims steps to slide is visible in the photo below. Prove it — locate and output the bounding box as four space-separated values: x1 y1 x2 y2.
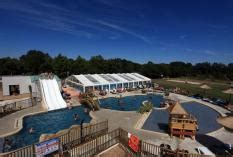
39 79 67 111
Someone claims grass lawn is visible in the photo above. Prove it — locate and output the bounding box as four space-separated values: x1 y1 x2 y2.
153 78 232 102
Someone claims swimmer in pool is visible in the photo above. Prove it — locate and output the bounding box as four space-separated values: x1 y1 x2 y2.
4 139 12 151
29 127 34 134
73 113 79 120
84 108 88 113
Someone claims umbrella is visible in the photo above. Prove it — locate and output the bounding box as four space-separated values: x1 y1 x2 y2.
168 102 188 116
223 88 233 103
217 116 233 130
200 84 211 96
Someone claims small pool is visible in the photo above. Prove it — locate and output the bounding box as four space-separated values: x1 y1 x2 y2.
99 94 163 111
142 102 221 134
5 106 91 151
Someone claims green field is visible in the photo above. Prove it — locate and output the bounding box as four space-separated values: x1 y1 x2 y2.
153 78 232 102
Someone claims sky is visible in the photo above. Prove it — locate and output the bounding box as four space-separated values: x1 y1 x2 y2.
0 0 233 64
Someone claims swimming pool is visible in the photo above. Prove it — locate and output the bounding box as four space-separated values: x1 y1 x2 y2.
4 106 91 151
99 94 163 111
142 102 221 134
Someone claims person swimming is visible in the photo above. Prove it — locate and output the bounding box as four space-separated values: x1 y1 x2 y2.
29 127 35 134
4 139 12 151
84 108 89 113
73 113 79 120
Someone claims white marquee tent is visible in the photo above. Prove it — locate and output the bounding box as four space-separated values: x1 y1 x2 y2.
65 73 151 93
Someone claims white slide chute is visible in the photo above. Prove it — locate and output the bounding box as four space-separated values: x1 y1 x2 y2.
40 78 67 111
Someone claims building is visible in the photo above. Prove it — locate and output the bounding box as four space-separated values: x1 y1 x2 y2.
0 75 61 100
65 73 151 93
168 102 197 139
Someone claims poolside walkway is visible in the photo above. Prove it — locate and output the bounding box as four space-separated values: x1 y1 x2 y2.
0 104 45 137
96 90 154 100
91 92 233 153
168 93 230 116
90 109 203 153
166 94 233 143
0 91 232 153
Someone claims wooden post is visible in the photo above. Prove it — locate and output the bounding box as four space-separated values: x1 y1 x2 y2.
28 85 33 106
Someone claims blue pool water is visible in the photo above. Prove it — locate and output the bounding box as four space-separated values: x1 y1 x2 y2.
5 106 91 151
99 94 163 111
142 102 221 134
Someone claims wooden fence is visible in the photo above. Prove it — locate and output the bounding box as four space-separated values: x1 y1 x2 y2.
61 128 224 157
0 120 108 157
2 122 230 157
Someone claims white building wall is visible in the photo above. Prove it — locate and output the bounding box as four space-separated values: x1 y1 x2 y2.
2 76 32 96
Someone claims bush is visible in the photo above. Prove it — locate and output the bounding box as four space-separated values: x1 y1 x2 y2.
138 101 153 114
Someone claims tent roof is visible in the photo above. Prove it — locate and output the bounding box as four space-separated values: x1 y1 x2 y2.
71 73 151 86
169 102 188 115
200 84 211 89
223 88 233 94
217 116 233 130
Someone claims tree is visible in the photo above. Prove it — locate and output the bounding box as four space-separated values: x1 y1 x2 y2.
53 54 72 78
71 56 88 74
0 49 231 80
20 50 52 74
0 57 23 75
88 55 107 73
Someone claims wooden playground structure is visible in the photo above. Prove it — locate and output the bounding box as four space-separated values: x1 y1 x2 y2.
168 102 198 139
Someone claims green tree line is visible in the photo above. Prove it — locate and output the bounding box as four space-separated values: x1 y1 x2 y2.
0 50 232 80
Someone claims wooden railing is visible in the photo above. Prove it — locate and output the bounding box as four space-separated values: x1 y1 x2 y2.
0 120 108 157
61 128 222 157
2 122 230 157
65 128 121 157
3 145 34 157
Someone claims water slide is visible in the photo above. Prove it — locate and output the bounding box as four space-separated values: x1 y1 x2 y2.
39 79 67 111
51 79 67 108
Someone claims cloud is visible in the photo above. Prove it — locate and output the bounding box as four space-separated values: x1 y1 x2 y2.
0 1 104 38
204 50 217 56
179 35 187 39
185 48 193 52
95 0 128 10
95 20 151 43
205 24 229 30
0 0 42 15
223 53 233 57
161 47 167 51
109 34 121 40
0 0 150 42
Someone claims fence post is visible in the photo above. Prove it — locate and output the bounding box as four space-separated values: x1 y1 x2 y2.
106 119 108 132
118 128 122 143
80 119 84 143
32 143 35 157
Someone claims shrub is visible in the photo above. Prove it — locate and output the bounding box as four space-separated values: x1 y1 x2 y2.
138 101 153 114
